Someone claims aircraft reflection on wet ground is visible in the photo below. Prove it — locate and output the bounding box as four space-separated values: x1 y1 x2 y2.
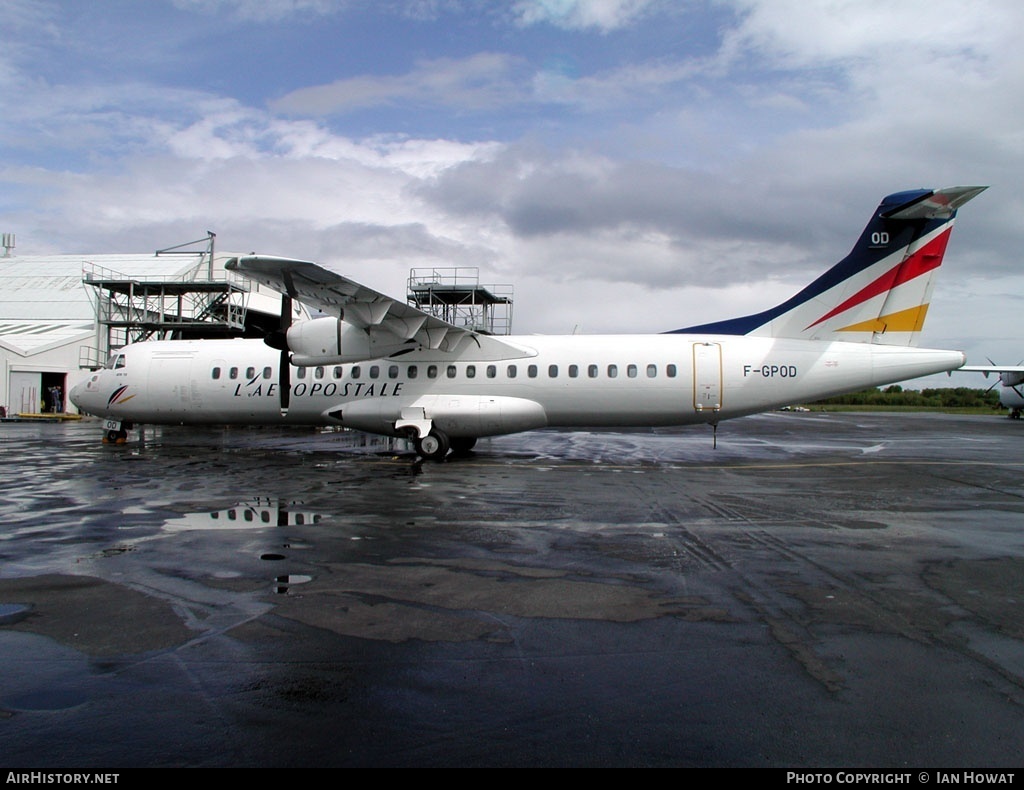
162 496 324 531
1 414 1024 767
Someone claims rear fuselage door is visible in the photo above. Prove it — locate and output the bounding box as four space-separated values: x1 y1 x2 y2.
692 342 722 414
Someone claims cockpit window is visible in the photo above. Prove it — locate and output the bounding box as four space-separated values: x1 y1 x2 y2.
105 354 125 370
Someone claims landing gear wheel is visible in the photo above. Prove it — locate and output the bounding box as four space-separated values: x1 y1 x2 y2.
449 436 477 455
415 430 450 460
104 429 127 444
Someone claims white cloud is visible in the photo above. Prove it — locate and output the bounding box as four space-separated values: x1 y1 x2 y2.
273 49 711 119
512 0 659 32
721 0 1013 69
272 53 526 115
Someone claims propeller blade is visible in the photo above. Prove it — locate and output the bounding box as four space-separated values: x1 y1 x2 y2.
279 294 293 414
265 330 288 351
280 294 293 332
280 349 291 413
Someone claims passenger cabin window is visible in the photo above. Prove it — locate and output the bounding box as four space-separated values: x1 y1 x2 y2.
315 366 325 379
428 365 438 379
487 365 497 378
569 365 579 378
447 365 457 379
608 364 618 378
466 365 476 378
297 367 307 379
667 364 677 378
246 367 256 379
351 366 361 379
229 367 239 380
647 364 657 378
507 365 517 378
369 365 380 379
408 365 418 379
263 367 272 379
333 366 343 379
588 364 598 378
388 365 399 379
548 365 558 378
528 365 538 378
627 364 637 378
212 367 221 380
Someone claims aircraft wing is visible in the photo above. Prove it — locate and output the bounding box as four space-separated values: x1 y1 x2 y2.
959 365 1024 378
958 365 1024 394
226 255 475 350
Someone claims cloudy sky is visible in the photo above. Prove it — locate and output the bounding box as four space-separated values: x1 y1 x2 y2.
2 0 1023 384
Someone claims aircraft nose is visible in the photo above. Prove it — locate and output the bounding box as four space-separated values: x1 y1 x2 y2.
69 381 88 412
70 375 101 415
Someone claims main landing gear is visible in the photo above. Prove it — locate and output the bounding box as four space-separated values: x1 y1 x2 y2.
412 429 477 461
415 429 450 460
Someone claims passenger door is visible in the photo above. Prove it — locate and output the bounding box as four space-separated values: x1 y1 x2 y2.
692 342 722 414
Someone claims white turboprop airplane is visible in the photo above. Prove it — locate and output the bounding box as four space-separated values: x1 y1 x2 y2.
957 364 1024 418
71 185 986 459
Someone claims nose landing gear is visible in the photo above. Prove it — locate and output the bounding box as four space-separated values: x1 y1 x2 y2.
100 420 133 445
102 428 128 445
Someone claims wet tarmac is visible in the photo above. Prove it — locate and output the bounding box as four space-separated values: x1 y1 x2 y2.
1 412 1024 768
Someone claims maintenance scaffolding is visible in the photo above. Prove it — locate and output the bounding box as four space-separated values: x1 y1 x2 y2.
407 267 513 335
81 233 250 366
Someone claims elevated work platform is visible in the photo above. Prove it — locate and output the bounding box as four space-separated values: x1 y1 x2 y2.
407 267 513 335
81 233 251 367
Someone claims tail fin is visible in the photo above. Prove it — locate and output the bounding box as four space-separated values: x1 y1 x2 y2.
671 186 987 345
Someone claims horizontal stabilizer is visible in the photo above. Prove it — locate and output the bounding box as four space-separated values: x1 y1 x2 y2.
882 186 988 220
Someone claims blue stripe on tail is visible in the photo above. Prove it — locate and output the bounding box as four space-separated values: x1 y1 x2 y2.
666 188 947 336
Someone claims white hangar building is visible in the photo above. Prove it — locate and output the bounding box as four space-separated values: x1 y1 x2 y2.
0 234 292 417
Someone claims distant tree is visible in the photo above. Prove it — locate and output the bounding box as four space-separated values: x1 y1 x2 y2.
810 387 1001 409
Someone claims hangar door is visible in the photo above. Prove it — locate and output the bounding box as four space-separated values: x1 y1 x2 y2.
10 371 41 414
8 372 68 414
692 342 722 413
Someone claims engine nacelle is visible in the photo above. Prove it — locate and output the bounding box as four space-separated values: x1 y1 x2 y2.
288 317 412 365
1001 371 1024 387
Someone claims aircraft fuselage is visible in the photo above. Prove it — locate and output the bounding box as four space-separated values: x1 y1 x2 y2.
72 334 966 438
